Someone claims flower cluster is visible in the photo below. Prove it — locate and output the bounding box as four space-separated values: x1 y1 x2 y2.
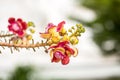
40 21 85 65
6 17 85 65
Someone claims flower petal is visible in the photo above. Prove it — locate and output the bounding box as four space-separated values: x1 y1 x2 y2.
65 50 72 57
39 33 51 39
64 45 74 55
52 54 61 63
57 21 65 32
17 30 24 37
48 41 69 49
8 17 15 24
17 18 23 23
8 25 13 31
45 23 55 33
21 22 27 30
50 49 54 58
54 47 65 54
58 41 69 47
73 47 78 57
61 56 70 65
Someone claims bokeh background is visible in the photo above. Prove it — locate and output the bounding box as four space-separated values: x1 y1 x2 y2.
0 0 120 80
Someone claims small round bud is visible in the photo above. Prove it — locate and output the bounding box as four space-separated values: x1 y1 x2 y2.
76 24 79 27
75 32 81 36
68 29 72 32
81 28 85 33
30 28 35 33
70 36 79 45
47 40 53 45
27 22 35 27
26 35 32 40
71 26 75 29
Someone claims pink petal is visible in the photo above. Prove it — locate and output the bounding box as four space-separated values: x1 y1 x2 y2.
8 17 15 24
54 51 64 59
12 23 20 31
57 21 65 32
17 18 23 23
45 23 55 33
21 22 27 30
17 30 24 37
8 25 13 31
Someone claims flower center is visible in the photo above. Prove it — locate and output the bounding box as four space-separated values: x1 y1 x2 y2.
12 23 20 31
54 51 63 59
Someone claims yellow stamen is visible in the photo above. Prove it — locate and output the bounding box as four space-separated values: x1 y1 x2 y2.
62 35 70 41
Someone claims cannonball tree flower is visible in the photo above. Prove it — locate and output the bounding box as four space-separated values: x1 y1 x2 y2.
40 21 66 44
8 17 27 37
48 41 78 65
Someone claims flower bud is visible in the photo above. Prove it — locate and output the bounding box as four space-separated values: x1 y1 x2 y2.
70 36 79 45
30 28 35 33
26 35 32 40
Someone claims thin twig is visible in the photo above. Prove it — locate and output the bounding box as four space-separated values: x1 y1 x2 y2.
0 42 48 48
0 34 14 37
10 47 13 53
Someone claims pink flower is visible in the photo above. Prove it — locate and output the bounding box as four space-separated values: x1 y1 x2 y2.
49 41 78 65
8 17 27 37
39 21 65 39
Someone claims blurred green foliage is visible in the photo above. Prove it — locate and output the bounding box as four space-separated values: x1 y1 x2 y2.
8 66 34 80
72 0 120 55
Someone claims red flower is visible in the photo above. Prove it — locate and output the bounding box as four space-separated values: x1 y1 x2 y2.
49 41 78 65
8 17 27 37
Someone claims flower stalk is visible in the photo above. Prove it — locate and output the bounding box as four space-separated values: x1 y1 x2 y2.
0 42 48 48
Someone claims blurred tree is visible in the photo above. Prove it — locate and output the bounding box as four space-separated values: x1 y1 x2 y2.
70 0 120 56
8 66 34 80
